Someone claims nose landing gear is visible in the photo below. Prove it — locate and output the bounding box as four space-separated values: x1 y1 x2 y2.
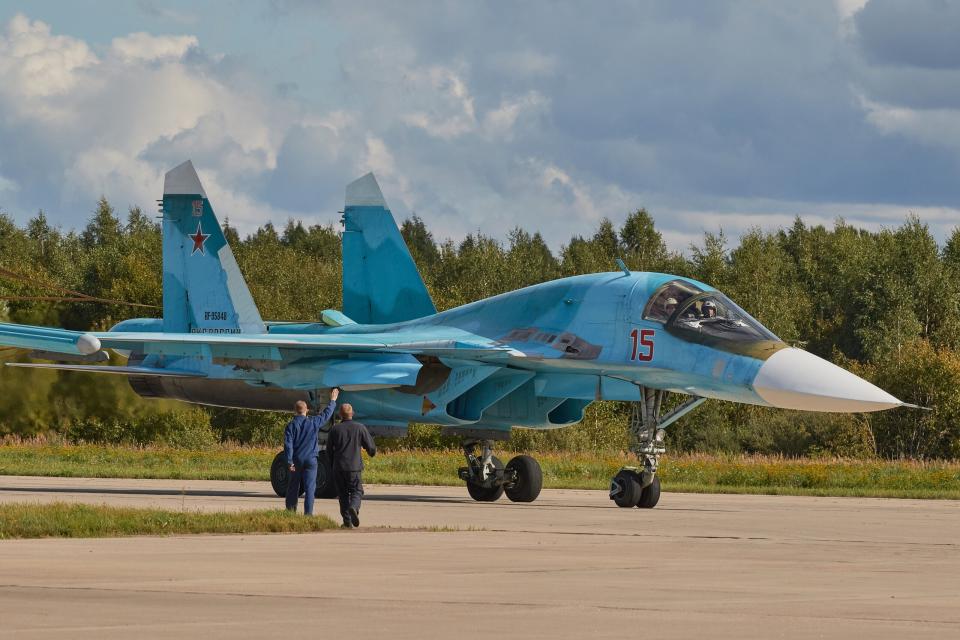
459 439 543 503
609 387 705 509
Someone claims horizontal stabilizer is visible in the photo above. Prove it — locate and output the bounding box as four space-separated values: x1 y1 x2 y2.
4 363 207 377
320 310 356 327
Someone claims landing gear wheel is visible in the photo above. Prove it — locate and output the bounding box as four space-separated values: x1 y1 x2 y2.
611 470 642 508
466 455 504 502
467 482 505 502
314 454 338 499
505 455 542 503
636 475 661 509
270 451 304 498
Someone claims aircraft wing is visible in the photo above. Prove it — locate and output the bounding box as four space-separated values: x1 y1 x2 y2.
0 322 517 362
95 332 518 363
0 323 102 356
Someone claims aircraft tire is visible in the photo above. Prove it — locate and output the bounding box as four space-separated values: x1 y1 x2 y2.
636 475 661 509
466 456 505 502
611 470 642 508
270 451 304 498
505 455 543 502
467 481 505 501
314 454 339 499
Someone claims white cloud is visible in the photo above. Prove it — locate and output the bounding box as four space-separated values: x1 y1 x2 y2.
0 15 299 233
483 91 548 140
0 13 97 99
648 198 960 254
1 6 959 259
858 93 960 151
62 148 162 212
835 0 869 22
0 174 19 194
400 65 477 139
110 32 198 63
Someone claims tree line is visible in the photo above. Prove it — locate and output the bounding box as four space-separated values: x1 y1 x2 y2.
1 197 958 459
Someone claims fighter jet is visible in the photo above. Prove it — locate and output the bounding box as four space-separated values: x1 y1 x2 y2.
0 161 908 509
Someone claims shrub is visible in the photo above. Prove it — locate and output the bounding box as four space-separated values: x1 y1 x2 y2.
135 408 218 449
209 409 288 446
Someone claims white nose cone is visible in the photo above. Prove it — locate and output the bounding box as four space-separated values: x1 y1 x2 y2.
753 348 901 412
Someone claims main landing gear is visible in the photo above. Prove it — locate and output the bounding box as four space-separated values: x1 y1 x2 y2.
270 450 338 499
458 440 543 503
609 387 705 509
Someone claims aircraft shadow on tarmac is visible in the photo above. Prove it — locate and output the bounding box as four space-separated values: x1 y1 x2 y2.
363 494 729 512
0 485 730 512
0 486 263 498
363 494 474 505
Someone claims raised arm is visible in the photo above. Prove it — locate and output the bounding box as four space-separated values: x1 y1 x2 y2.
308 399 337 429
308 388 339 429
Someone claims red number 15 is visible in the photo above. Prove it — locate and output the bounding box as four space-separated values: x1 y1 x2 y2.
629 328 655 361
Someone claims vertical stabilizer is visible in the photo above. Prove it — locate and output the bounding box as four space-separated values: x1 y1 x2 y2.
342 173 436 324
161 160 265 334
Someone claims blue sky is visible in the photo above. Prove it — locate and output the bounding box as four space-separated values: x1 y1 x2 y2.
0 0 958 250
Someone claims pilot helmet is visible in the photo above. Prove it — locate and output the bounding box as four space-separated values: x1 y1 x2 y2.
665 297 678 310
702 300 717 315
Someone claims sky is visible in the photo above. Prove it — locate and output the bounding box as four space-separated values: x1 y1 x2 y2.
0 0 958 251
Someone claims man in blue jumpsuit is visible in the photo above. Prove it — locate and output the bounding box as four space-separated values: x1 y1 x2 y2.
284 388 339 516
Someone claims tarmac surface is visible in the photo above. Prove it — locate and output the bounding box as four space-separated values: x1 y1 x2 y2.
0 475 958 639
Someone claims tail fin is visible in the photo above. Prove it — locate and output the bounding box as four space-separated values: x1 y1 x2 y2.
341 173 436 324
161 160 265 334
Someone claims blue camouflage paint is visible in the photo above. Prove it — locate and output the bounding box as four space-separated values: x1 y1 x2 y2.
161 161 265 335
342 173 436 325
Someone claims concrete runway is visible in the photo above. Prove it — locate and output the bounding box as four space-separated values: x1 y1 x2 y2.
0 476 958 639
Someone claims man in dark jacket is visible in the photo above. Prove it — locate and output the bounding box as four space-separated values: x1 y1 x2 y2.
326 403 376 528
284 388 339 516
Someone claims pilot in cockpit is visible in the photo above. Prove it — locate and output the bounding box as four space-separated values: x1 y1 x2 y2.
701 300 717 319
664 297 678 318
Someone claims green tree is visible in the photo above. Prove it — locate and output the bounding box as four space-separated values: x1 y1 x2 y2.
620 208 667 271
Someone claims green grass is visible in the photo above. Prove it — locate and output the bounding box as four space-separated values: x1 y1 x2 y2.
0 443 272 480
0 502 337 539
1 443 959 500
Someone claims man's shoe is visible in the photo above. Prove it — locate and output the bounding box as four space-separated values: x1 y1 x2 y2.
341 521 354 529
349 507 360 527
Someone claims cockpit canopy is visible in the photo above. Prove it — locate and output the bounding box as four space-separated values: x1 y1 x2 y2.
643 279 782 357
642 279 703 322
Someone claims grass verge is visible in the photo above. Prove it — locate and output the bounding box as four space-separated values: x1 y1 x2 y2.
1 444 959 499
0 502 337 539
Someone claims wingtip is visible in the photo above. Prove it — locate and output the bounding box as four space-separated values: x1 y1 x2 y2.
164 160 207 198
345 172 387 208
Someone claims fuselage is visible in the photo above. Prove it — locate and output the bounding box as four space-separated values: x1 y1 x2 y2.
112 270 902 428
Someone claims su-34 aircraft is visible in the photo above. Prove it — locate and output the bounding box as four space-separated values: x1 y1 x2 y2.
0 161 912 508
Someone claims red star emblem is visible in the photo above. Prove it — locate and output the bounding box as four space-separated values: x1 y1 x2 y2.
189 222 210 256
